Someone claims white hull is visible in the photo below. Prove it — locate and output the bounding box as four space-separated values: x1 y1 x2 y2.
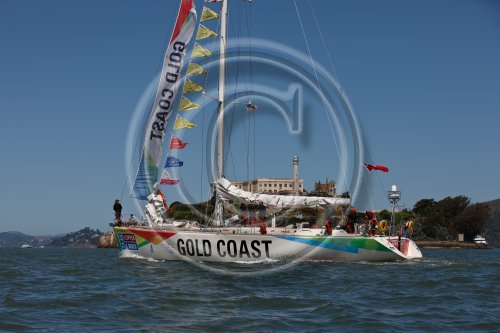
114 226 422 263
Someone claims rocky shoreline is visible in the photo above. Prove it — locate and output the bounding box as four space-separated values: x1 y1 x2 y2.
97 231 117 248
415 240 489 249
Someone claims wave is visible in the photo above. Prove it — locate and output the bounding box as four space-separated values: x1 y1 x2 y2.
232 258 279 264
119 252 163 262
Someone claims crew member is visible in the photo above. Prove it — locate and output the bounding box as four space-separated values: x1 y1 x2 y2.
240 203 248 225
113 199 122 224
324 219 333 236
347 207 357 234
366 210 376 236
406 220 414 237
259 221 267 235
398 226 403 251
249 204 257 226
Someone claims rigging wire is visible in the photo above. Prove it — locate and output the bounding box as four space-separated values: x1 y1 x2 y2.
186 1 222 201
212 0 257 184
224 0 242 182
225 0 256 183
201 14 221 202
306 0 340 82
293 0 351 196
307 0 388 211
245 101 250 181
200 74 206 203
120 60 161 202
242 0 255 181
249 1 256 180
121 15 175 202
241 0 251 182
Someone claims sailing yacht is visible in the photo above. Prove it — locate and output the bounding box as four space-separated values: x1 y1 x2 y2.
113 0 422 263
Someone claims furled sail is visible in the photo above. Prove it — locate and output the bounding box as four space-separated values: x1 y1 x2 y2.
216 178 350 208
132 0 197 199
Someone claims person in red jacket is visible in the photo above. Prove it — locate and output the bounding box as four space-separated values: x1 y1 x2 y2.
324 219 333 236
259 221 267 235
366 210 377 236
346 207 357 234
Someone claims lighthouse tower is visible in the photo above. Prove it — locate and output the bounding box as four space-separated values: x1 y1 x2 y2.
292 155 299 195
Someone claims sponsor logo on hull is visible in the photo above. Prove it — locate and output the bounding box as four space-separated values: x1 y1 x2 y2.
177 238 272 259
118 233 139 251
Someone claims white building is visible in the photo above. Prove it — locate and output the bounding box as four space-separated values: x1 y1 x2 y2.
232 177 304 194
232 156 305 194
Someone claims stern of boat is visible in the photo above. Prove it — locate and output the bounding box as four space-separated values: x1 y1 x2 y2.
376 236 423 259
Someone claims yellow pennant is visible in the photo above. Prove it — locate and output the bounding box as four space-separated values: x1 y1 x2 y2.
187 63 207 76
179 96 200 111
174 115 197 130
183 80 204 93
201 7 220 21
192 43 212 58
196 25 218 40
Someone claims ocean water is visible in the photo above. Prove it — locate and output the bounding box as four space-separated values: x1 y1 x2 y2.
0 247 498 332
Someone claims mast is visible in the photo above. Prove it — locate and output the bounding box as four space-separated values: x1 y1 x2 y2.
216 0 228 180
214 0 228 226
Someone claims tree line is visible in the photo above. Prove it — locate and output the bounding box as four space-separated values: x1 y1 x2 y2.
380 195 490 242
165 194 490 242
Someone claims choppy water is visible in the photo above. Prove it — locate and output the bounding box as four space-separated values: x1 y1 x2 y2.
0 247 498 332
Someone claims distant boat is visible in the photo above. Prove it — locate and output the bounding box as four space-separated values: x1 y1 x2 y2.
473 235 487 246
21 244 32 248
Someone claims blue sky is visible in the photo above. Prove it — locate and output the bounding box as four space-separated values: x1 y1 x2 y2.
0 0 499 235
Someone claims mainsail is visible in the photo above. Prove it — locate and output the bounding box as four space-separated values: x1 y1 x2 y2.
217 178 350 208
133 0 197 199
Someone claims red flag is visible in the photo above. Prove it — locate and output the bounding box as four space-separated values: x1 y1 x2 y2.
363 163 389 173
169 136 188 150
159 170 180 185
160 179 180 185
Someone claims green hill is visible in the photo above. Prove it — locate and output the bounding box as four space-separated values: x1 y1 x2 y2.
0 231 36 247
0 228 104 248
48 227 104 248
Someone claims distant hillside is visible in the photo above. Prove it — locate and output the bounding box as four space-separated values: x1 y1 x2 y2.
0 231 37 247
484 198 500 247
48 227 103 248
0 228 104 248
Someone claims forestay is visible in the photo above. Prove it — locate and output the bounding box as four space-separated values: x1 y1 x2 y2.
132 0 197 199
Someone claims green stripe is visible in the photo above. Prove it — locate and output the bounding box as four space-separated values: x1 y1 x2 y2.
137 240 149 248
309 237 392 252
